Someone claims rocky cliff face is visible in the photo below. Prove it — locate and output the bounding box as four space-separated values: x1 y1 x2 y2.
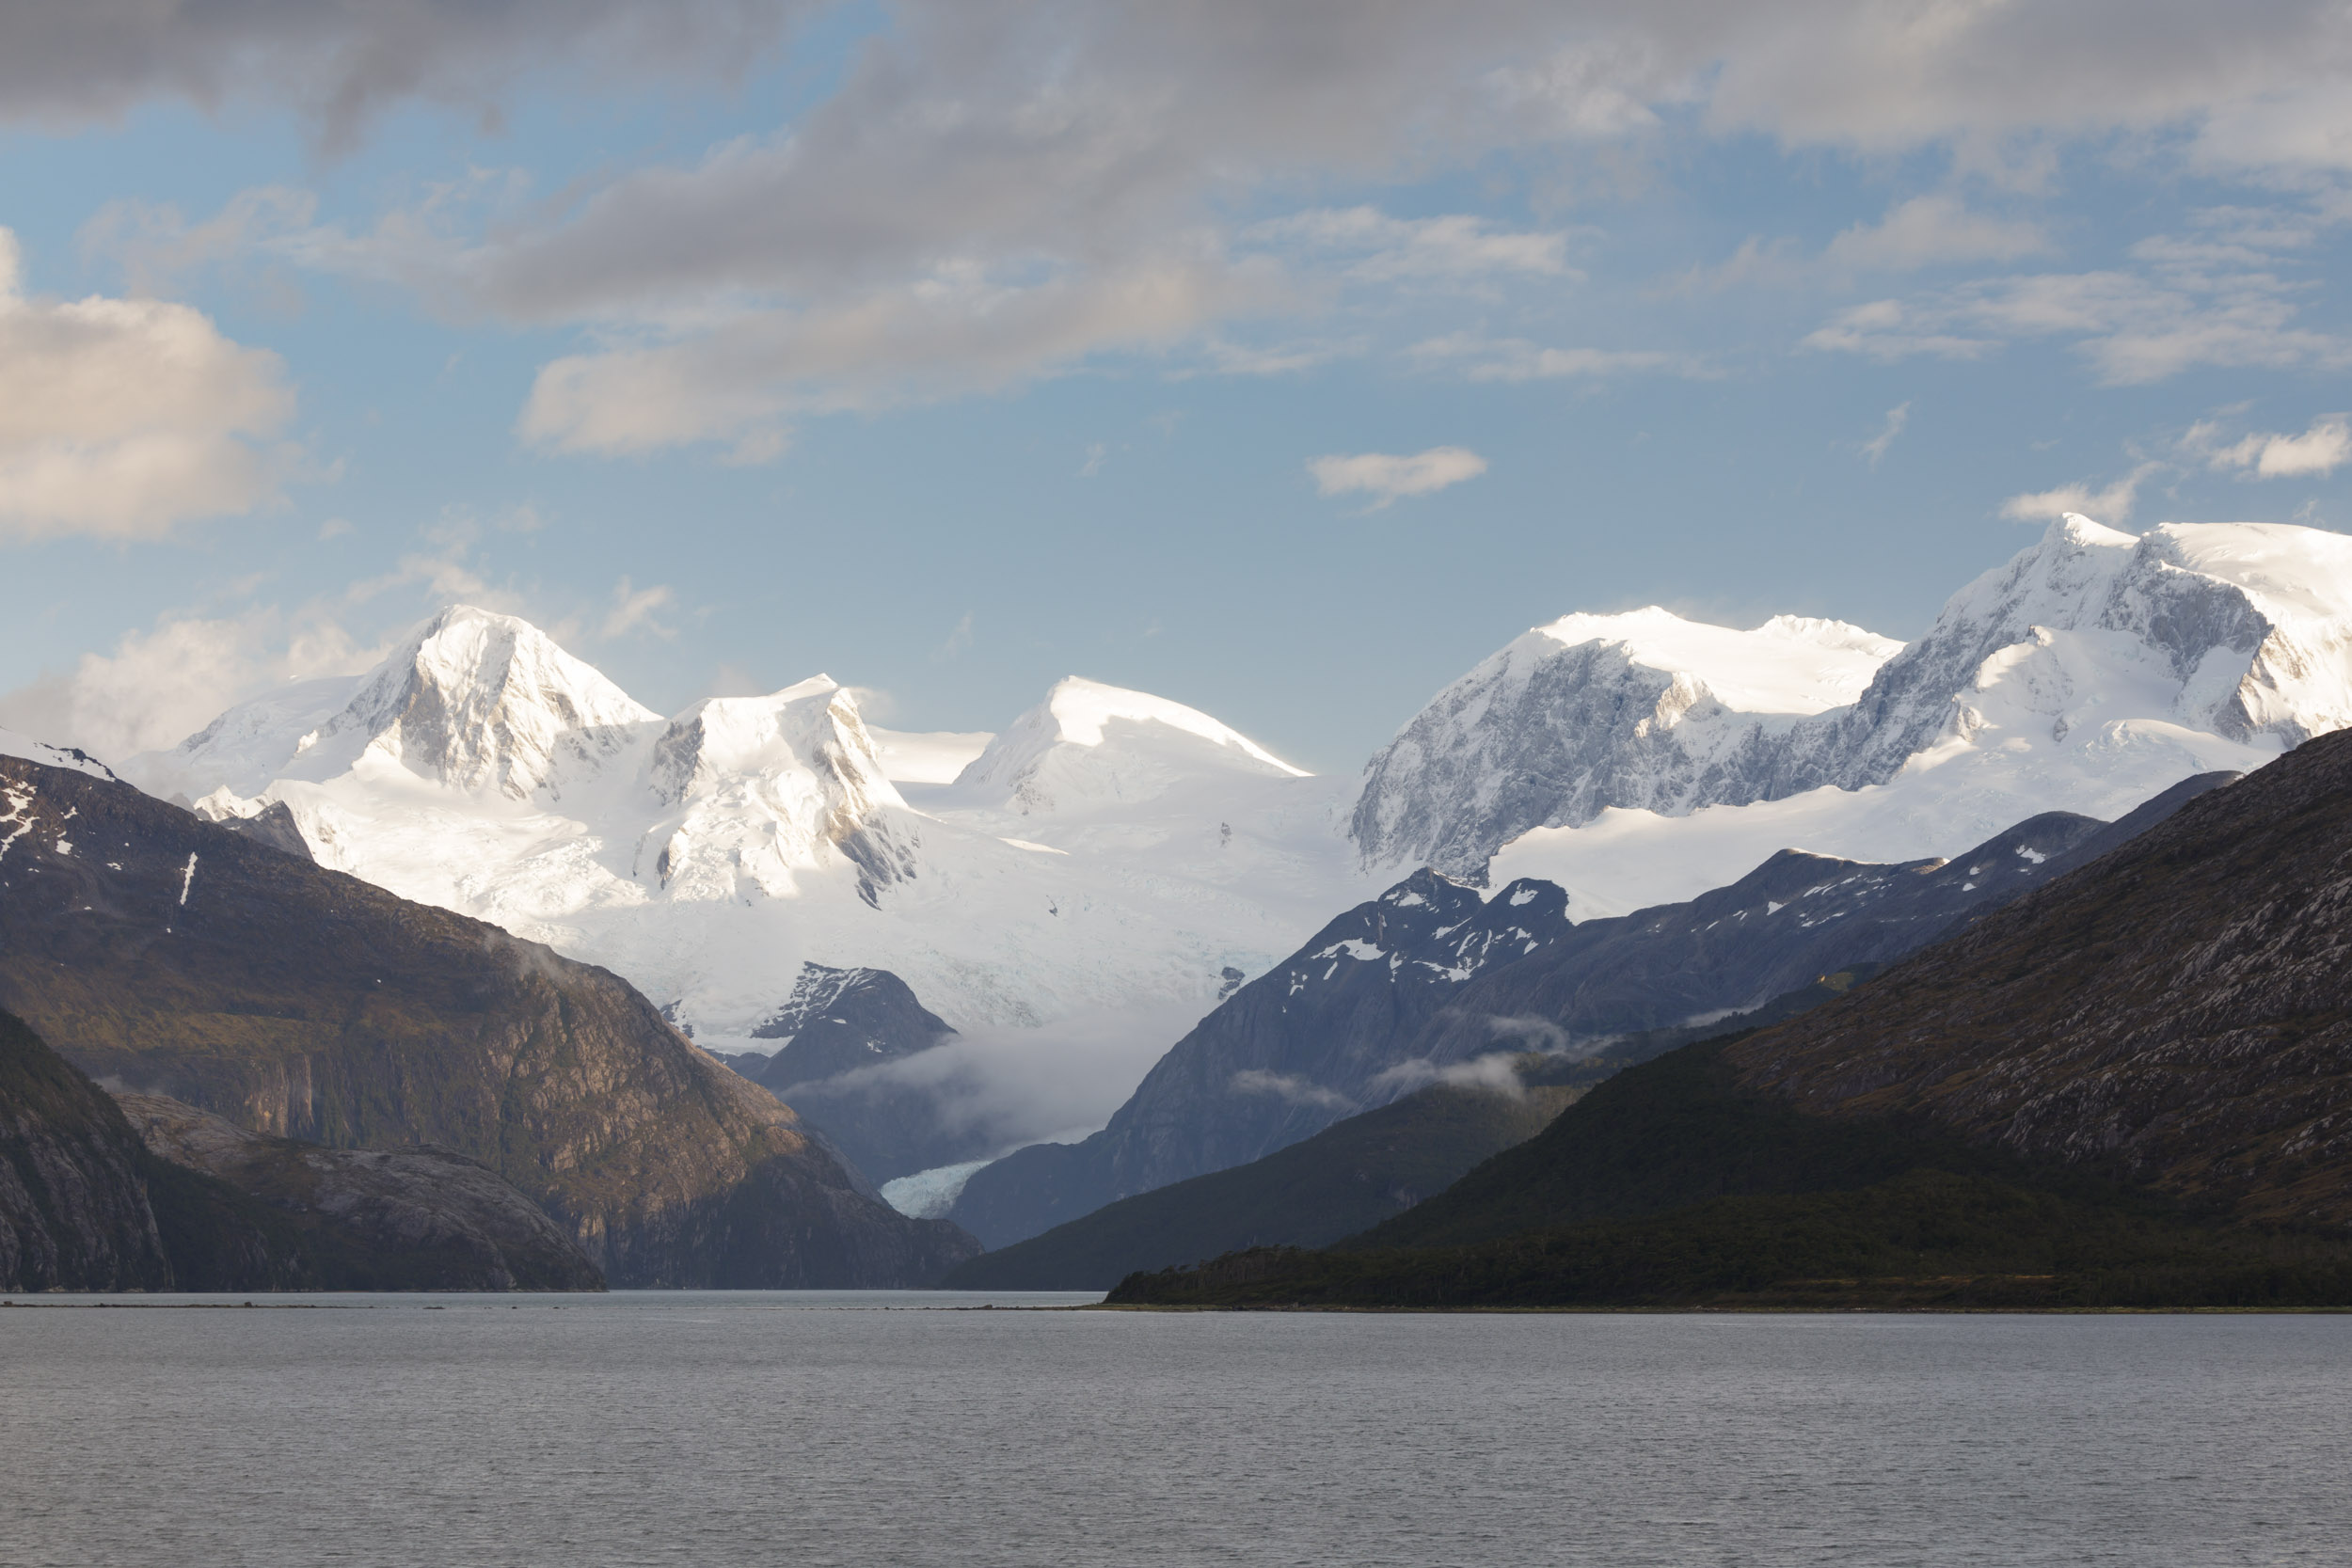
116 1091 604 1291
0 755 977 1287
0 1009 173 1291
1725 729 2352 1229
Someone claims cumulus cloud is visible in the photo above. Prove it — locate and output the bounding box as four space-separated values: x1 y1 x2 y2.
0 230 298 541
1309 447 1488 508
516 252 1277 455
1999 462 2162 525
0 608 380 763
43 2 2352 449
2187 413 2352 477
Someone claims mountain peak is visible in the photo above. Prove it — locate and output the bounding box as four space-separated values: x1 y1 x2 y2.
331 606 658 799
953 676 1308 812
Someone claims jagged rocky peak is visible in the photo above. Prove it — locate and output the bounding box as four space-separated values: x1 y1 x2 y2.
1351 607 1902 878
644 678 916 906
954 675 1309 813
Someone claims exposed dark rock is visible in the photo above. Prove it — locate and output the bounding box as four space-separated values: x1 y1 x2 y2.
115 1091 603 1291
211 801 313 862
0 755 978 1287
707 963 970 1184
0 1008 172 1291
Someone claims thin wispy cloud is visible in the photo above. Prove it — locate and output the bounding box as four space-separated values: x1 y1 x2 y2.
1310 447 1487 509
1862 403 1911 467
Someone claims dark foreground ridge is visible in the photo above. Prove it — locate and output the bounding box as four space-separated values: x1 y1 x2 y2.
0 755 977 1288
941 1079 1577 1291
1106 1042 2352 1310
1112 738 2352 1310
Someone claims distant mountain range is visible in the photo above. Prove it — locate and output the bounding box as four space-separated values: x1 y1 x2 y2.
1114 728 2352 1309
51 514 2339 1191
946 768 2232 1250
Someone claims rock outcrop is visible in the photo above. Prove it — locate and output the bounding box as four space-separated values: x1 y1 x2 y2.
0 1008 173 1292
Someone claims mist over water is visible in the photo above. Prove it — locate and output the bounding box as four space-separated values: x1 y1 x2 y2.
5 1295 2349 1567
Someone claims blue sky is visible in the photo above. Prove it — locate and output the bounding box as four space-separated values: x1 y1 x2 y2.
3 3 2350 772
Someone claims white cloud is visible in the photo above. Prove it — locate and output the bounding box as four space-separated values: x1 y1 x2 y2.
2189 414 2352 478
516 253 1278 455
1409 331 1707 381
56 3 2352 453
0 229 298 541
1309 446 1487 509
1229 1069 1356 1112
1821 195 2050 271
1246 207 1576 283
0 608 378 763
1804 258 2352 384
1862 402 1910 466
1999 463 2161 525
601 578 678 639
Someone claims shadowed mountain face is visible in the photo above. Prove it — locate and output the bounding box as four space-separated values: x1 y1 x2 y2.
116 1092 604 1291
1107 1040 2352 1312
1724 734 2352 1230
712 965 968 1184
0 756 977 1288
948 774 2234 1248
940 1079 1578 1291
0 1009 173 1291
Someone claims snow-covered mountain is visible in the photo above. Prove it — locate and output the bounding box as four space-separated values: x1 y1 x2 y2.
1351 610 1900 877
122 609 1360 1164
89 511 2352 1195
1362 515 2352 911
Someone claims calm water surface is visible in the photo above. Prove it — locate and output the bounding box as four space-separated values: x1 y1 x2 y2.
4 1292 2348 1566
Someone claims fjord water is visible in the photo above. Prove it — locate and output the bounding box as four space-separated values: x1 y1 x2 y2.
6 1296 2347 1567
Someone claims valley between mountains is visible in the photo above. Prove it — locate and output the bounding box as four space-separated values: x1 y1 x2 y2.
9 511 2352 1298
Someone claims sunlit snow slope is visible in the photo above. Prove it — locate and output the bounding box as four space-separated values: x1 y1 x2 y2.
126 610 1360 1084
1397 516 2352 912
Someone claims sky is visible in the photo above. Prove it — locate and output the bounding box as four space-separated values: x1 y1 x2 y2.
2 1 2350 774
